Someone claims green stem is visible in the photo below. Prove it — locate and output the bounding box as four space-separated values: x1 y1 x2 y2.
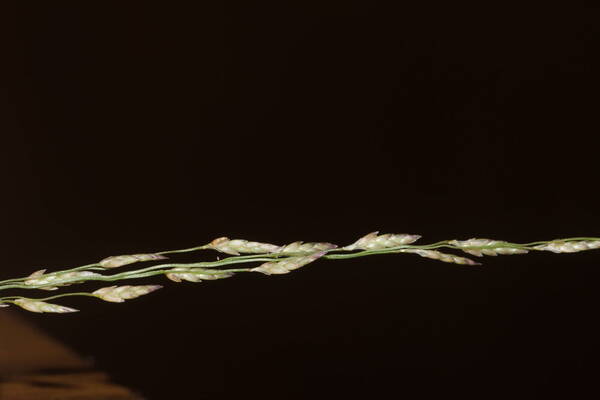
156 244 210 255
0 292 97 306
106 256 277 279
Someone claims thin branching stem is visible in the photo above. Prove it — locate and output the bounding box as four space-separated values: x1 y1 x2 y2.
1 233 598 313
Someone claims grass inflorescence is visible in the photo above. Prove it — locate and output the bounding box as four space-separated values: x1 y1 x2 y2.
1 232 598 313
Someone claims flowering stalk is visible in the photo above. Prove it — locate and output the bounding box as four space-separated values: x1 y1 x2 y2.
0 232 598 313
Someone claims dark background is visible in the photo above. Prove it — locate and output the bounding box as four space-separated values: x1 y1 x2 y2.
2 2 600 399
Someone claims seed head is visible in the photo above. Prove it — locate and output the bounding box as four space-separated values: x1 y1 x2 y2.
252 251 327 275
99 253 167 269
14 298 78 313
449 239 529 257
403 249 481 266
276 241 337 255
208 237 281 255
533 240 600 253
24 270 101 290
343 231 421 251
165 268 235 282
92 285 162 303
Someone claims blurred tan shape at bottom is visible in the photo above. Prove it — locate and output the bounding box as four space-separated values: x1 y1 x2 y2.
0 311 142 399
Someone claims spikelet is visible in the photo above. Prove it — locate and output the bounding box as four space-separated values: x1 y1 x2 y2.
533 240 600 253
251 251 327 275
14 298 78 313
343 231 421 251
165 268 235 282
449 239 529 257
403 249 481 266
93 285 162 303
99 253 167 269
276 241 338 255
24 270 101 291
0 303 9 308
208 237 281 255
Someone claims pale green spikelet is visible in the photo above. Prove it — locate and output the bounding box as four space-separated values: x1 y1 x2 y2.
402 249 481 266
99 253 167 269
93 285 162 303
343 231 421 251
533 240 600 253
165 268 235 282
252 251 327 275
24 270 102 291
14 298 78 313
208 237 281 255
276 241 337 255
449 239 529 257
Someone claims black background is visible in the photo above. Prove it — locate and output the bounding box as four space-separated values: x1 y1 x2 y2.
2 2 600 399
